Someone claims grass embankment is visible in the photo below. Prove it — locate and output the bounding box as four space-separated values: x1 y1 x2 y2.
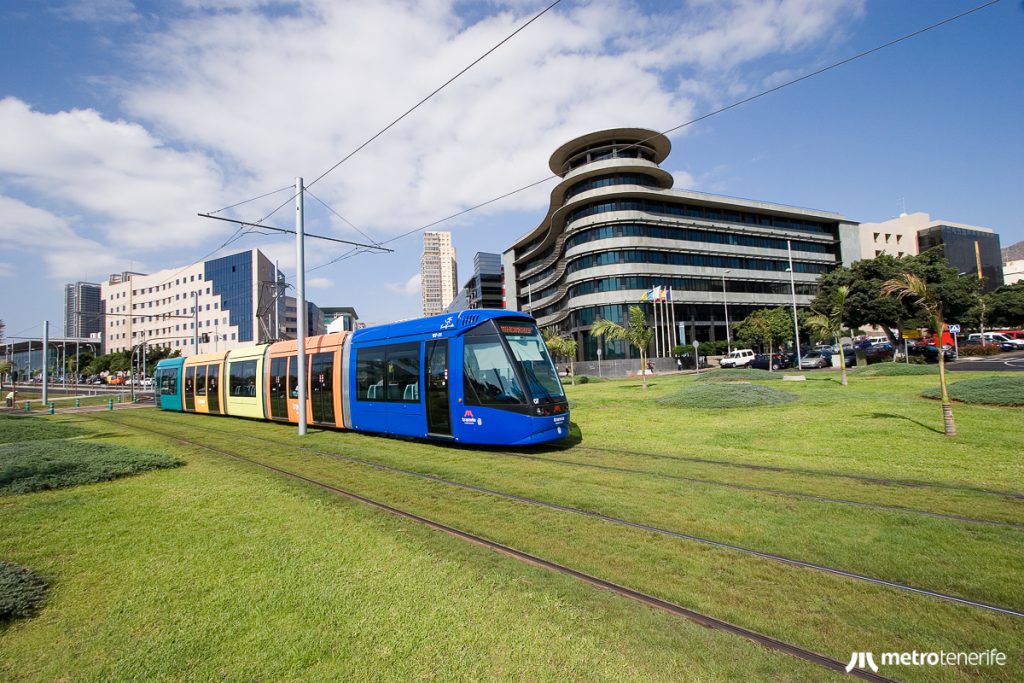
2 369 1023 681
0 414 822 682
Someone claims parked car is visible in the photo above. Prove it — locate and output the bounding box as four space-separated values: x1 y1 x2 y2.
967 332 1024 350
993 330 1024 341
799 350 832 369
750 353 792 370
907 343 954 363
719 349 756 368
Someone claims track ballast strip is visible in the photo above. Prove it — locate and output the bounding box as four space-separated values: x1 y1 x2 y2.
85 413 897 683
100 413 1024 620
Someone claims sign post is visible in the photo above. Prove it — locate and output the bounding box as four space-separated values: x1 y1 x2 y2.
693 339 700 378
949 324 961 358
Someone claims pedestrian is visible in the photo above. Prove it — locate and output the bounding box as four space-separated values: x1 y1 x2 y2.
676 357 683 372
646 360 654 373
5 389 15 408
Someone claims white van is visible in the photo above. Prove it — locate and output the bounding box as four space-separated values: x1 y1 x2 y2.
967 332 1024 349
719 349 755 368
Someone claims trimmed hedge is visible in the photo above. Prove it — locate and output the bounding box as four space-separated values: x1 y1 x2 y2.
957 345 1003 357
850 362 938 377
1 441 183 495
657 383 797 409
921 376 1024 406
695 368 783 382
0 561 48 622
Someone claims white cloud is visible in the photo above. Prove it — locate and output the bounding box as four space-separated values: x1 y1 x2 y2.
0 262 13 278
386 273 421 296
306 276 333 290
0 97 228 251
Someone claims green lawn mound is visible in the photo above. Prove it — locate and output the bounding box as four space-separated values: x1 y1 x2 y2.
695 368 783 382
1 441 182 495
0 415 86 444
0 561 48 622
657 383 798 409
921 376 1024 406
851 362 938 377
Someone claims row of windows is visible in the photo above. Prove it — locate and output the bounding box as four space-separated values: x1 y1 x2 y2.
355 343 420 403
565 143 656 171
564 173 659 200
564 223 836 255
566 199 837 235
567 275 819 299
570 303 775 328
565 249 833 276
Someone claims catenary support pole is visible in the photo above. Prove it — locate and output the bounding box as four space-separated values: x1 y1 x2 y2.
296 177 307 436
42 321 49 405
787 240 802 370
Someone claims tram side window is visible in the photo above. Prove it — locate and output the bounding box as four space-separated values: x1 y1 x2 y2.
196 366 207 396
159 369 178 396
386 343 419 403
356 347 386 400
356 344 419 402
229 360 258 397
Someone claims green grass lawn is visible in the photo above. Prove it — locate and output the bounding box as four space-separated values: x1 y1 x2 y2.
1 368 1022 681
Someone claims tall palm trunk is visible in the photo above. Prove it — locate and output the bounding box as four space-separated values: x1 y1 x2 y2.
639 349 648 389
936 337 956 437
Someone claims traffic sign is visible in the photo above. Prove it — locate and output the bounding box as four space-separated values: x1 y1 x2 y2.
948 324 961 334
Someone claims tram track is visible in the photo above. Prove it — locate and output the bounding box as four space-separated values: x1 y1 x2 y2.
95 412 1024 620
82 411 897 682
547 443 1024 501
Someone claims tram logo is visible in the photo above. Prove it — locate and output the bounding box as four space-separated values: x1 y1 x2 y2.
461 409 482 426
846 652 879 673
440 316 455 330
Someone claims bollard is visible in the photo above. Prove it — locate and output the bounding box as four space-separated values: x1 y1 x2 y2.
108 399 114 411
49 402 55 415
76 398 81 408
24 401 30 413
117 393 123 404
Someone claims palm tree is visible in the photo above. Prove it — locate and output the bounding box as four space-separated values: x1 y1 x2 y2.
591 306 655 389
804 285 850 386
543 330 578 386
881 273 956 437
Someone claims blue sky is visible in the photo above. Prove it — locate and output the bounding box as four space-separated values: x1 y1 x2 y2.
1 0 1022 341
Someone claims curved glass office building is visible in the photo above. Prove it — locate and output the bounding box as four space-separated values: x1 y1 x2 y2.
502 128 860 361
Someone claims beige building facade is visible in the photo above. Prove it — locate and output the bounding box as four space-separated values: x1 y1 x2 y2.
421 231 458 316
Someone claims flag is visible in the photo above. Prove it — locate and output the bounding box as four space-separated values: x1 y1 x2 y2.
641 288 654 302
664 287 672 302
654 285 666 302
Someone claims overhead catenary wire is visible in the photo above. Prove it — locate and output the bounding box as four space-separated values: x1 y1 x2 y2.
307 0 1002 271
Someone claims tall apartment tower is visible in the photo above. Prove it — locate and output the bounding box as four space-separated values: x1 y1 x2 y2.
421 231 458 316
64 282 103 338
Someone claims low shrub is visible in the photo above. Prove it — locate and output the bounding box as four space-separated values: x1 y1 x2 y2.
851 362 937 377
695 368 783 382
921 376 1024 406
0 415 86 444
957 345 1003 357
574 375 601 384
0 561 48 622
657 383 797 409
0 441 183 495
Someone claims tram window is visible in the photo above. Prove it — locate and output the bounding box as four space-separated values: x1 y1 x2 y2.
229 360 258 397
386 343 419 403
196 366 207 396
356 347 386 401
159 369 178 396
463 339 525 405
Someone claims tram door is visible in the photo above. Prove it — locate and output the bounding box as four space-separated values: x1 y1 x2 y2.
425 340 451 436
310 352 335 425
207 365 220 414
184 367 195 411
269 357 288 419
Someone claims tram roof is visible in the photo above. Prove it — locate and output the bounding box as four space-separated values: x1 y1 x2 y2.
352 309 532 344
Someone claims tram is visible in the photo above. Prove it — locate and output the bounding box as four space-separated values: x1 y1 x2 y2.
153 310 570 445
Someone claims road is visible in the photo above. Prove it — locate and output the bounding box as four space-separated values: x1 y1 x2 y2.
946 350 1024 372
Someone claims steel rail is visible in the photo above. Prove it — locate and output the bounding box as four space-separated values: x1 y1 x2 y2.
96 413 1024 620
82 412 898 683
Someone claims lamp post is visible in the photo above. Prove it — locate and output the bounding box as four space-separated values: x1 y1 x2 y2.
786 240 802 370
721 270 731 353
596 345 602 379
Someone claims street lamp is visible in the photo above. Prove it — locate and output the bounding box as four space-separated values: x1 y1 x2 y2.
721 270 731 353
786 240 802 370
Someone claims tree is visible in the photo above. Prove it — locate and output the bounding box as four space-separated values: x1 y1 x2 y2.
733 308 792 370
881 273 957 437
591 306 654 389
813 249 979 345
543 330 577 386
804 285 850 386
0 360 10 391
983 283 1024 328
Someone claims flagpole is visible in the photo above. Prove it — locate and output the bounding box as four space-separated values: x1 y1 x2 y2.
669 287 677 351
652 292 660 359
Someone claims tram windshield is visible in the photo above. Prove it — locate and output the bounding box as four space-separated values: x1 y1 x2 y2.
497 322 565 401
